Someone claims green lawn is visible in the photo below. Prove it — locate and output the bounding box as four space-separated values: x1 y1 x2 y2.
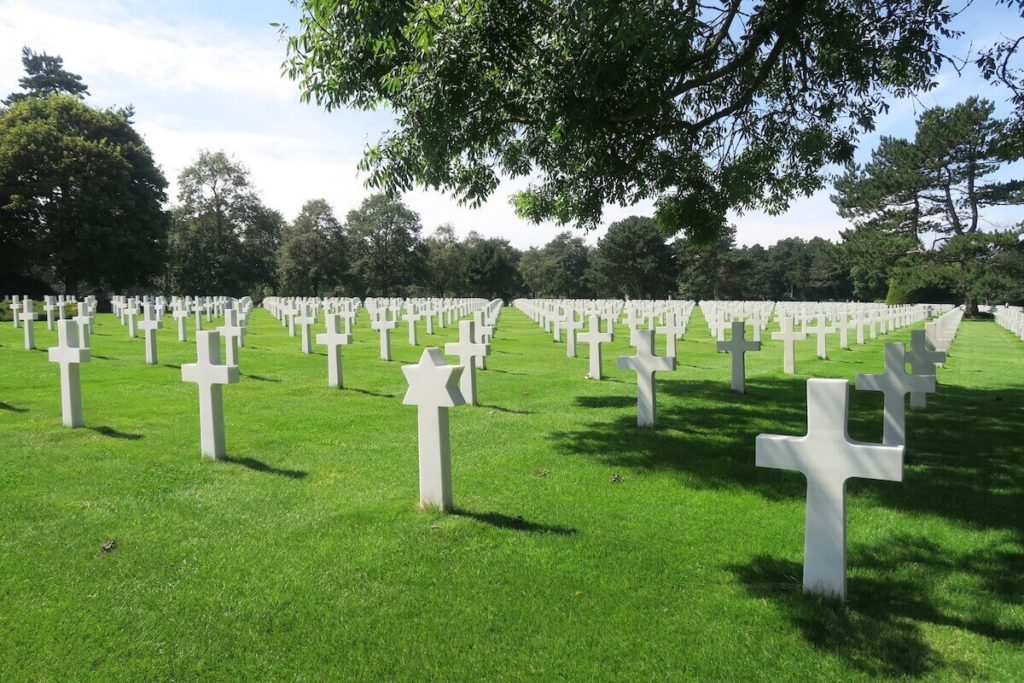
1 306 1021 681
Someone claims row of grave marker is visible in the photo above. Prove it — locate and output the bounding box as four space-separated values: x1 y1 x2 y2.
2 296 972 601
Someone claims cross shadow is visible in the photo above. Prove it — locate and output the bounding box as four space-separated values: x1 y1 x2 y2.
163 363 181 369
551 376 1024 533
244 374 281 383
729 533 1024 677
477 403 534 415
487 369 527 376
452 509 577 536
574 395 634 409
346 387 396 398
92 354 113 360
222 455 307 479
0 401 28 413
89 425 143 440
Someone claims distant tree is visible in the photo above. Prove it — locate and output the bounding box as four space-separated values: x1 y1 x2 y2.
839 222 919 301
764 237 814 300
674 225 741 300
3 47 90 106
517 232 593 298
284 1 957 239
0 96 167 294
278 199 346 295
833 97 1022 313
345 193 423 296
463 237 523 301
421 223 466 295
517 246 554 298
166 151 281 297
805 237 852 301
592 216 676 299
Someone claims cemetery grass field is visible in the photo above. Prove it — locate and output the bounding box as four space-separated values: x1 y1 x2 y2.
1 307 1022 682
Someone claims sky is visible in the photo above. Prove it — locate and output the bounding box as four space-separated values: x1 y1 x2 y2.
0 0 1021 249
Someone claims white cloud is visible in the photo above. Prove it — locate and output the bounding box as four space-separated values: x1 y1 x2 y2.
0 0 296 102
2 0 1016 252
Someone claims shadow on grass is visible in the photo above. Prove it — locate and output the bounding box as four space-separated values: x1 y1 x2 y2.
89 425 143 440
0 401 28 412
244 374 281 383
92 355 113 360
553 376 1024 533
488 369 527 376
223 455 307 479
478 403 534 415
453 508 576 536
163 363 181 369
730 534 1024 677
575 395 634 409
346 387 396 398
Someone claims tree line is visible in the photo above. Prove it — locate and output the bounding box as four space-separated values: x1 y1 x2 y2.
1 48 1021 308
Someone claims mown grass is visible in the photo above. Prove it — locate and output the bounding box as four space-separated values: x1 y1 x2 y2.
0 305 1021 681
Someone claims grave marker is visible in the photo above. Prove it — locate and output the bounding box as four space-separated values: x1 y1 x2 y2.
717 321 760 393
578 314 613 380
855 342 935 447
316 313 353 388
444 320 489 406
617 329 675 427
756 379 903 600
181 331 240 459
402 348 465 511
47 319 90 428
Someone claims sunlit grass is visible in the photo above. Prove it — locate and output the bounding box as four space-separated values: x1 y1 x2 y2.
0 306 1021 680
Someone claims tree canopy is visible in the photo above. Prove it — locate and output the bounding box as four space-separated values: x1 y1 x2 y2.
165 151 284 297
0 95 167 294
284 0 957 239
832 97 1023 311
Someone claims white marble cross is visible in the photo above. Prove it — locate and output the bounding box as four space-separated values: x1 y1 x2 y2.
756 378 903 600
855 342 935 447
43 296 56 331
772 316 805 375
218 308 244 366
21 298 37 350
181 331 240 459
126 299 139 338
295 305 315 354
404 305 422 346
444 320 489 406
173 306 189 342
191 300 204 332
656 314 686 358
803 314 834 359
564 313 584 358
617 329 675 426
316 313 353 388
578 314 613 380
371 311 397 360
836 315 853 350
402 348 466 511
717 321 760 393
906 329 945 410
47 319 91 427
139 301 163 365
73 301 92 348
11 295 21 328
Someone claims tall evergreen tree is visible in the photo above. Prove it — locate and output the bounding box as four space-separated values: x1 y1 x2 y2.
3 47 89 106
